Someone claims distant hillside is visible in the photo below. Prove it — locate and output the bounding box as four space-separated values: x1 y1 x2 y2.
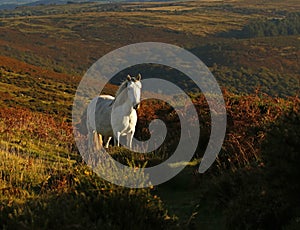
0 0 32 5
23 0 101 6
0 0 90 9
0 0 299 97
0 0 173 10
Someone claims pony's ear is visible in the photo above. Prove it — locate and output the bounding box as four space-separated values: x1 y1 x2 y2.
136 74 141 81
127 75 132 81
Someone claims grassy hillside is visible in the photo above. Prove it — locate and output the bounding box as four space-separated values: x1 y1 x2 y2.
1 86 299 229
0 107 177 229
0 0 300 229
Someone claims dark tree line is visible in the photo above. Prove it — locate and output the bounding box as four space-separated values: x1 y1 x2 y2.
220 12 300 38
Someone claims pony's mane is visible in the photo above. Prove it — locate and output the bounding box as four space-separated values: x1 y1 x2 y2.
115 80 128 98
113 77 141 107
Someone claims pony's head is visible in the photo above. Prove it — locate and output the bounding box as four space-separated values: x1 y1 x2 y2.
126 74 142 110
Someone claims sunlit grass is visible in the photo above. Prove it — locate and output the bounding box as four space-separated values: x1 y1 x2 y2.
0 107 174 229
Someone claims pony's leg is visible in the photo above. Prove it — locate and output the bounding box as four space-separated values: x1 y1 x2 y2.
104 136 112 148
127 131 134 149
98 134 103 149
114 137 117 147
93 132 102 150
116 132 121 147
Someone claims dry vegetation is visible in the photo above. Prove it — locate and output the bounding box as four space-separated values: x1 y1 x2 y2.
0 0 299 229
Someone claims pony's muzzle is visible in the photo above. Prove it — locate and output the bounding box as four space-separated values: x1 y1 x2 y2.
133 103 140 110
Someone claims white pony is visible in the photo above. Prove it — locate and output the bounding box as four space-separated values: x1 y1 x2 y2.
86 74 142 150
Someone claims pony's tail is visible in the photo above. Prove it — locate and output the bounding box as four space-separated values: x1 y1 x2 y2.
75 108 88 135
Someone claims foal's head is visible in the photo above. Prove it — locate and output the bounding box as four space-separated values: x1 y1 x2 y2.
126 74 142 110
